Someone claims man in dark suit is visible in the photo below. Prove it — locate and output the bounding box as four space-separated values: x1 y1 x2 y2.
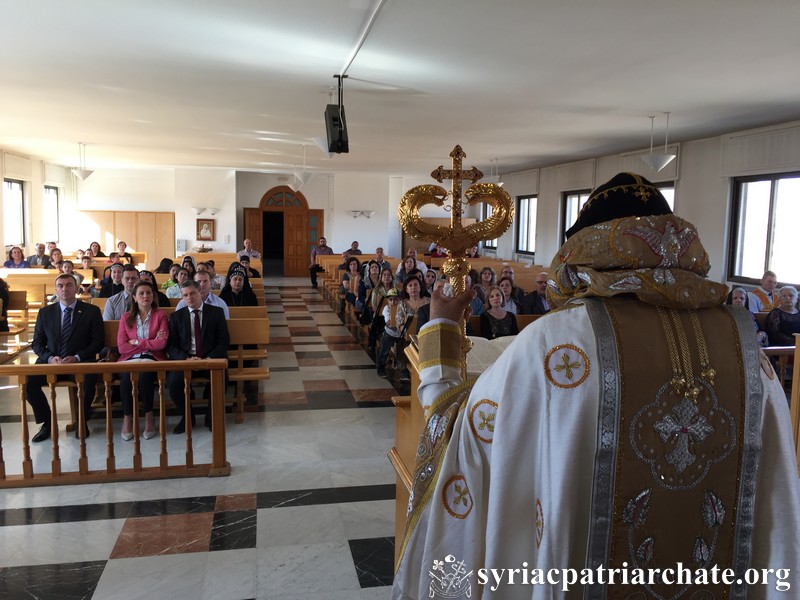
167 280 230 434
28 274 104 442
521 271 551 315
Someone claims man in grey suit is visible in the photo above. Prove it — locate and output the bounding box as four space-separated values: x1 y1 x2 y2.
27 243 50 267
27 274 104 442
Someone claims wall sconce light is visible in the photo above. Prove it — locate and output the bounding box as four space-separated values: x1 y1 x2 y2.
349 210 376 219
192 207 206 215
207 208 220 216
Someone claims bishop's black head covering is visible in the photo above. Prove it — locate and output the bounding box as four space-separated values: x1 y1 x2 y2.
565 172 673 239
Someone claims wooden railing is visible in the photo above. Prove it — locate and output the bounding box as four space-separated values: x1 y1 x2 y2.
0 359 229 488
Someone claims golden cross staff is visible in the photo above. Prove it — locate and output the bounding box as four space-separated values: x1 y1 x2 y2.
398 146 514 371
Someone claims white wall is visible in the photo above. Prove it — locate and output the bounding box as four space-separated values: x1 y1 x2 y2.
8 119 800 284
174 169 237 252
234 170 450 259
65 168 175 254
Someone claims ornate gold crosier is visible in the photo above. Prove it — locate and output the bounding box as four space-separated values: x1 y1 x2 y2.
398 145 514 374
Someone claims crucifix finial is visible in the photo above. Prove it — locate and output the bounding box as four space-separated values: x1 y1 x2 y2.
430 145 483 225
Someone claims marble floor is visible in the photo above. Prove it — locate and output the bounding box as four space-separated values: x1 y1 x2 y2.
0 277 401 599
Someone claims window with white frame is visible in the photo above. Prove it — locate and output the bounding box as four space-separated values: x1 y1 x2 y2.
482 203 497 249
516 195 538 254
43 185 59 243
562 190 591 241
3 179 24 246
728 172 800 284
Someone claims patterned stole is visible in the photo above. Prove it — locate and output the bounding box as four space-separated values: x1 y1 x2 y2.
396 321 475 568
752 288 777 311
585 297 762 600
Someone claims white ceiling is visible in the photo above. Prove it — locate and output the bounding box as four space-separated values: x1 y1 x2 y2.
1 0 799 178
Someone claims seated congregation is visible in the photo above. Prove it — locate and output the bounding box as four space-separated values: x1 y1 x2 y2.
13 252 266 446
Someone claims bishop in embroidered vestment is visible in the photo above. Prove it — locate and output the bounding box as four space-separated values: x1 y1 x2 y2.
393 173 800 599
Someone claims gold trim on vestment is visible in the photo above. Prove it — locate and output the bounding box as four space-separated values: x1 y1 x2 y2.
550 215 728 310
419 322 463 370
396 379 475 569
603 298 744 598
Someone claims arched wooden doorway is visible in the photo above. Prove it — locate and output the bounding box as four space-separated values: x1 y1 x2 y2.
242 186 324 277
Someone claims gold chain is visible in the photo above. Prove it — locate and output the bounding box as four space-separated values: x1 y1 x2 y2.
689 310 716 385
657 306 713 402
669 310 695 386
657 306 686 396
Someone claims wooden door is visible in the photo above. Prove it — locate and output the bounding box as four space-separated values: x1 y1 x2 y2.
284 210 307 276
243 208 262 256
114 212 137 251
154 213 175 263
136 212 156 263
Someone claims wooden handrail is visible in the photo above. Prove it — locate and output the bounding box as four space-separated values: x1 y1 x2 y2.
0 359 230 488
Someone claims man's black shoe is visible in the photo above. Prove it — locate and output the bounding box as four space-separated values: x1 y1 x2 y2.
32 422 51 443
173 414 195 435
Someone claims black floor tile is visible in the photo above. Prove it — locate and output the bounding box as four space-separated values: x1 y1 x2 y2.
38 501 134 525
0 560 107 599
294 351 333 359
356 400 395 408
306 390 357 409
128 495 217 517
257 484 395 509
269 366 301 372
349 537 395 588
209 509 257 552
0 506 49 527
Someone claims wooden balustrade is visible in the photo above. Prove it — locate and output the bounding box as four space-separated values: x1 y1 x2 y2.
0 359 230 488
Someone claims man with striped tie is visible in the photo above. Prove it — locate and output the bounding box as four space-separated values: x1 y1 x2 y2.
27 274 104 442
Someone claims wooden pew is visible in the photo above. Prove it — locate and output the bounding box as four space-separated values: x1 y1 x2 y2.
228 306 268 319
0 292 29 362
226 318 270 423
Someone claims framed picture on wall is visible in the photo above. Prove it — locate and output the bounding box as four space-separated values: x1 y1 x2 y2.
196 218 216 241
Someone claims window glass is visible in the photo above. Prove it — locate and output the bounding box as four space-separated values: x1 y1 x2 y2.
516 195 537 254
43 185 59 243
729 173 800 284
482 203 497 249
3 179 24 246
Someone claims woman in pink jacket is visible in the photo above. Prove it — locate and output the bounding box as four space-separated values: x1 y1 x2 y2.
117 281 169 441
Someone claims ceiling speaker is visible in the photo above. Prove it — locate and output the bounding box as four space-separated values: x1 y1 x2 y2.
324 104 349 154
